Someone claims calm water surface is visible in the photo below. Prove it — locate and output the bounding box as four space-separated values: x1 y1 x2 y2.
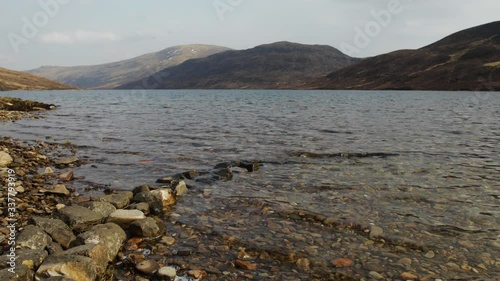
1 90 499 280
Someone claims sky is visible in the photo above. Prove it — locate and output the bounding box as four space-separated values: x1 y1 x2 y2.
1 0 499 71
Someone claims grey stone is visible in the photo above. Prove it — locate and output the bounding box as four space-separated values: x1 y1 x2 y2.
0 264 33 281
36 255 97 281
56 205 104 232
175 181 188 196
80 201 116 218
47 242 64 255
132 191 163 215
75 223 126 262
129 218 162 237
30 216 76 249
369 225 384 239
53 156 79 165
0 249 48 270
130 202 150 215
41 184 70 196
91 191 133 209
17 225 52 250
136 259 160 275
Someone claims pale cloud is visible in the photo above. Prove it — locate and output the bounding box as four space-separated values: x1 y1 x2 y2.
39 30 122 44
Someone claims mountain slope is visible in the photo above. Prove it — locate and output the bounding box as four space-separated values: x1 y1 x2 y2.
0 67 75 91
118 41 360 89
27 44 231 89
313 21 500 91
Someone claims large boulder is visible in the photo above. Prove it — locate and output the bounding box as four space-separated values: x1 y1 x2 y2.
56 205 104 232
36 255 97 281
16 225 52 250
30 216 76 249
91 192 133 209
75 223 126 262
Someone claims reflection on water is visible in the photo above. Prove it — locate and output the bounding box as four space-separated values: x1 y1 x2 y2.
1 90 499 279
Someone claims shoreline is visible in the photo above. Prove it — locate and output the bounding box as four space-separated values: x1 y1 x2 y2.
0 97 273 281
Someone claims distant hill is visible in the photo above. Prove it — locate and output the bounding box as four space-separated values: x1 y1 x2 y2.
118 41 360 89
0 67 75 91
312 21 500 91
27 44 231 89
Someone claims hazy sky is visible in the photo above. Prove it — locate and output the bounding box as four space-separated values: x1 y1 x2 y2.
1 0 499 70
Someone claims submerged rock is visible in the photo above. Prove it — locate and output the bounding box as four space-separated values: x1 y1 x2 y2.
174 181 188 196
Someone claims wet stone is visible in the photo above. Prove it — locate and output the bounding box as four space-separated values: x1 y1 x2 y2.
129 217 163 237
174 180 188 196
157 266 177 279
176 247 195 256
132 191 163 215
369 225 384 239
136 259 160 275
58 171 74 182
53 156 79 166
42 184 70 196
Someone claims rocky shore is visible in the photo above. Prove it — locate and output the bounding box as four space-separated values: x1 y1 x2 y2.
0 97 279 281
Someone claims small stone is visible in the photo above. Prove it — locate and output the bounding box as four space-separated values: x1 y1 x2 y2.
424 250 435 258
0 151 13 167
398 258 412 265
107 209 146 228
369 225 384 239
331 258 353 268
176 247 195 256
42 184 70 196
59 170 74 182
235 259 257 270
175 180 188 196
44 167 54 174
157 266 177 279
15 186 25 193
136 259 160 275
150 189 176 206
296 258 311 271
369 271 384 279
161 236 176 245
53 156 79 165
187 269 207 279
56 204 66 210
400 272 418 280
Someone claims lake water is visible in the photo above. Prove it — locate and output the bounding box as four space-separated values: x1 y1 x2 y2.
1 90 499 280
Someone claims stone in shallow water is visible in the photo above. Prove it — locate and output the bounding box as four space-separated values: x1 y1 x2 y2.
30 216 76 249
53 156 79 165
41 184 70 196
157 266 177 279
175 180 188 196
17 225 52 250
36 255 97 281
369 225 384 239
58 171 74 182
150 189 175 207
136 259 160 275
132 191 163 215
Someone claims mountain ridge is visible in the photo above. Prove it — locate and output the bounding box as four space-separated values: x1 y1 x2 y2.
27 44 231 89
311 21 500 91
118 41 361 89
0 67 75 91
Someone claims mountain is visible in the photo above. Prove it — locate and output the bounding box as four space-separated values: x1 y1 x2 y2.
312 21 500 91
118 41 360 89
27 44 231 89
0 67 75 91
